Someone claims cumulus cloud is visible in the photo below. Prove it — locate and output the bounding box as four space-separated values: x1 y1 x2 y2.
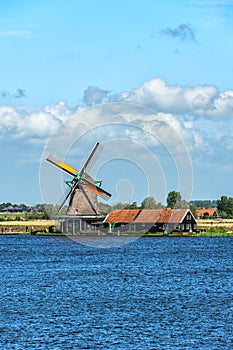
83 85 110 106
1 77 232 164
0 105 63 139
44 101 73 121
160 23 196 42
17 112 62 138
111 77 233 118
211 90 233 116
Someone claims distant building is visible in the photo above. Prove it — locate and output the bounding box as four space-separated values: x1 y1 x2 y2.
104 208 197 233
0 205 27 213
196 208 219 219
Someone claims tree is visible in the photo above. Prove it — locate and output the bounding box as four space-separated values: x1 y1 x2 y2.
167 191 182 209
0 202 12 210
18 203 28 210
141 196 163 209
166 191 190 209
98 202 112 215
190 200 217 208
217 196 233 218
112 202 127 210
124 201 139 209
189 204 197 218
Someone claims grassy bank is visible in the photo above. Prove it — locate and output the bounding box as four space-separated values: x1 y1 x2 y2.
197 219 233 230
0 220 55 233
1 218 233 236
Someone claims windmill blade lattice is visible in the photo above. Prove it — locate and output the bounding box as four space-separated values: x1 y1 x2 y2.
55 187 72 212
79 142 103 176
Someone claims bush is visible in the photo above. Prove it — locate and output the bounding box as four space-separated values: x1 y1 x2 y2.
209 226 226 233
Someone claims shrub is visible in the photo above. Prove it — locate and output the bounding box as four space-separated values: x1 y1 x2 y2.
209 226 226 233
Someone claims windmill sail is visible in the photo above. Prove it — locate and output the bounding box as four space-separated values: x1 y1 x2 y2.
79 142 103 176
46 155 78 176
81 178 111 200
57 186 73 212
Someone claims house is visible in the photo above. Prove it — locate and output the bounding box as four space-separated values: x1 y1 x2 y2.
0 205 26 213
196 208 219 219
103 208 197 233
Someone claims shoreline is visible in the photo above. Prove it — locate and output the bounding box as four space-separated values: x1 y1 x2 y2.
0 219 233 237
1 231 233 237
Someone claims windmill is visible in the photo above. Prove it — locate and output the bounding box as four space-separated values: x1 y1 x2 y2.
46 142 111 216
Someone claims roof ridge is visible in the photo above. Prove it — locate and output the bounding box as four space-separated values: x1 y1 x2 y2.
133 209 142 221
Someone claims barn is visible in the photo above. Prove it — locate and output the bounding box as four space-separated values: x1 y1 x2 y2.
104 208 197 233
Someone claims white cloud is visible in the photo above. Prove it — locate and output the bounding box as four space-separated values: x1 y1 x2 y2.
211 90 233 116
113 77 233 118
184 85 217 111
115 78 185 113
0 106 20 135
1 77 232 167
0 105 63 139
83 86 110 106
18 112 62 138
44 101 73 122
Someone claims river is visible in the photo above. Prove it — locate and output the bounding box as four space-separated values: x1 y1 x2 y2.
0 235 232 349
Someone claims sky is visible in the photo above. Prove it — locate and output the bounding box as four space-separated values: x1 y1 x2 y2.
1 0 233 206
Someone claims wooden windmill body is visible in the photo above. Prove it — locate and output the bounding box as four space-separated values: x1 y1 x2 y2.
46 143 111 216
66 174 101 215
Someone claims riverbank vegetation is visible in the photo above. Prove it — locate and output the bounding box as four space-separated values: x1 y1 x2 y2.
1 219 233 236
0 191 198 220
1 193 233 219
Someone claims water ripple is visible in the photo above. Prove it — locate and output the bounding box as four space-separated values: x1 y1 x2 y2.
0 235 232 349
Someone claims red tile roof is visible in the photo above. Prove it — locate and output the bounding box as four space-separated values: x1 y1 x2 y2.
155 209 189 224
104 210 140 223
196 208 218 217
104 208 192 224
134 209 162 223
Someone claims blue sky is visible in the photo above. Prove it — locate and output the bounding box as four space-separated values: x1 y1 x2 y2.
1 0 233 205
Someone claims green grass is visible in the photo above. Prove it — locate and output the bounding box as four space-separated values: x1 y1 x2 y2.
192 231 233 237
3 230 233 237
0 212 49 221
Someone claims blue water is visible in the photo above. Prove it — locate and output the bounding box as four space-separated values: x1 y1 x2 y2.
0 235 232 349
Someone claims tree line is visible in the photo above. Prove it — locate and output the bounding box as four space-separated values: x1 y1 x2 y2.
1 192 233 218
96 192 233 219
